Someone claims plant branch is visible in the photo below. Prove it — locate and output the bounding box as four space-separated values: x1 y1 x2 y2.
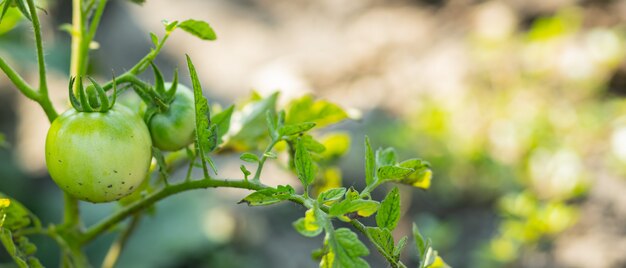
350 219 404 268
81 178 266 243
101 214 141 268
253 139 278 181
25 0 48 94
0 57 38 100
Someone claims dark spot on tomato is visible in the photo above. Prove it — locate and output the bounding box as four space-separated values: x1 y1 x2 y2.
129 186 134 190
58 159 62 163
122 181 125 184
113 170 118 173
78 182 83 186
108 184 112 188
98 181 101 184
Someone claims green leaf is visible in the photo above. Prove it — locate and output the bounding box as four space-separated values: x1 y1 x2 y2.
149 32 159 47
237 185 294 206
211 105 234 145
286 94 348 127
301 134 326 153
240 152 259 163
163 20 179 32
364 136 376 186
178 19 217 41
366 227 394 256
295 138 315 188
394 235 408 257
0 198 9 228
10 0 30 22
413 223 427 263
240 165 251 179
293 208 323 237
376 147 397 167
329 190 379 221
0 192 38 231
0 229 28 268
229 92 279 149
378 166 414 181
317 187 346 205
376 187 401 230
329 228 370 268
186 55 217 175
265 110 280 140
281 122 316 136
399 159 432 190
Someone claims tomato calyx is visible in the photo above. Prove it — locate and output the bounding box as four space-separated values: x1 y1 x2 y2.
141 62 181 123
69 76 117 113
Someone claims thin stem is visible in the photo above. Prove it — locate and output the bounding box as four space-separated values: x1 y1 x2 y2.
62 193 80 228
101 214 141 268
81 178 266 243
25 0 48 94
253 139 278 181
87 0 107 41
0 57 38 100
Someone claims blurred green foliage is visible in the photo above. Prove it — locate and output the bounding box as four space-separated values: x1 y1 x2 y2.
371 7 626 267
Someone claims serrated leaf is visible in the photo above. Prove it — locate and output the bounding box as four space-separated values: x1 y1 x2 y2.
330 228 370 268
0 192 38 231
365 136 376 186
0 229 28 268
286 94 348 128
376 147 397 167
329 197 379 221
394 236 408 257
281 122 316 136
293 208 323 237
186 55 217 176
179 19 217 41
301 134 326 153
317 187 346 205
238 186 294 206
295 138 315 188
211 105 234 145
399 159 433 189
240 152 259 163
376 187 401 230
366 227 394 256
378 166 414 181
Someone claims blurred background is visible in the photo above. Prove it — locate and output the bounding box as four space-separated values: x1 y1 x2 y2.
2 0 626 267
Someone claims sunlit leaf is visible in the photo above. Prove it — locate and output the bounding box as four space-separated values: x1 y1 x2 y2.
211 105 234 146
317 187 346 205
240 152 259 163
286 94 348 128
238 185 294 206
179 19 217 41
281 122 316 136
293 208 323 237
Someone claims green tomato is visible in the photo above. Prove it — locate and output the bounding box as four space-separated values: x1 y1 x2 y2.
45 106 152 203
148 83 196 151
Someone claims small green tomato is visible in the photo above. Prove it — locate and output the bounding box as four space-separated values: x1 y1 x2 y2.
148 83 196 151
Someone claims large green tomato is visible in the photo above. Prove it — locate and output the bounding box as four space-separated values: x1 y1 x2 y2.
148 83 196 151
45 106 152 203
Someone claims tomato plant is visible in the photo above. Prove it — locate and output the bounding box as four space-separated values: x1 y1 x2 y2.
0 1 448 267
